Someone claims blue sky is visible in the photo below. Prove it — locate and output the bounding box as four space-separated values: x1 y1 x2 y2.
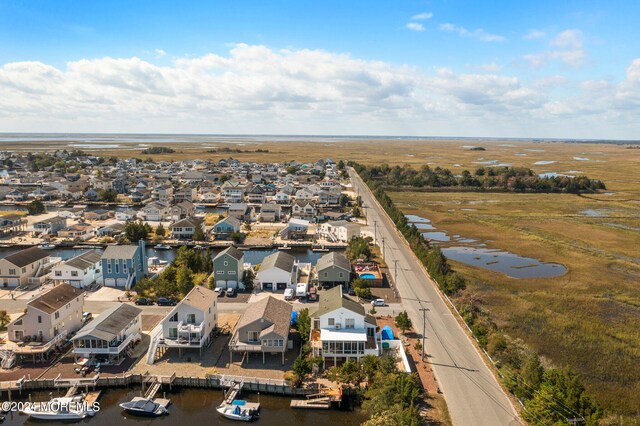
1 1 639 138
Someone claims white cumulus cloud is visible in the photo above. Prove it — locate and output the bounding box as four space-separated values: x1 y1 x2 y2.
406 22 425 32
411 12 433 21
0 44 639 138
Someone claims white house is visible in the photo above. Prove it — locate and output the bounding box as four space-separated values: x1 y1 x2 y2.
72 304 142 364
318 220 361 243
139 201 170 222
51 250 102 288
6 284 84 362
154 286 218 360
310 286 380 366
256 251 301 291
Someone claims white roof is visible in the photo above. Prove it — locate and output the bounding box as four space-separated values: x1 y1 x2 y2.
320 328 367 342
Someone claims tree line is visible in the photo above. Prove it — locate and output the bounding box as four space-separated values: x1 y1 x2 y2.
356 163 606 193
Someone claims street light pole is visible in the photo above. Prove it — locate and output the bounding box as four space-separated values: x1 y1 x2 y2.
419 308 429 360
373 220 377 244
381 237 385 259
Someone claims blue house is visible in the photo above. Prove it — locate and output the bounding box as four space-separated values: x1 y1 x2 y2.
101 240 147 289
213 216 241 239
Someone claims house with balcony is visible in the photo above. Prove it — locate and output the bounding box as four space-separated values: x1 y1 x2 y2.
0 247 51 288
310 286 380 366
315 252 352 289
51 250 102 288
157 286 218 359
139 201 170 222
169 217 205 240
318 220 360 243
259 203 281 222
33 216 67 236
229 296 292 365
6 284 83 363
291 200 317 222
0 213 28 236
213 216 241 239
173 187 196 203
247 185 265 204
212 246 244 289
170 201 196 221
100 241 147 289
228 203 251 222
72 304 142 364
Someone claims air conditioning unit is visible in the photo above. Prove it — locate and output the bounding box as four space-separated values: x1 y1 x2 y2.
335 324 341 329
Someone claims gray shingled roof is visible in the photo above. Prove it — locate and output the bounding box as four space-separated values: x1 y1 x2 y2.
181 285 217 312
102 245 138 260
236 296 292 339
316 252 351 272
311 286 364 318
3 247 49 268
215 246 244 262
73 304 142 341
28 284 82 314
64 250 102 270
259 251 295 273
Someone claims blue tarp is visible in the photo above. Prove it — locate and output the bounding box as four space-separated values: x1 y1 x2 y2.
290 310 298 326
381 325 395 340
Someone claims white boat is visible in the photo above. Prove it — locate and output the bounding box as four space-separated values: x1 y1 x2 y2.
155 244 172 250
120 397 169 417
21 396 96 420
39 243 56 250
216 401 257 422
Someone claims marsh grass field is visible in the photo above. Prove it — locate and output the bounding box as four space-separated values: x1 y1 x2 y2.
3 136 640 416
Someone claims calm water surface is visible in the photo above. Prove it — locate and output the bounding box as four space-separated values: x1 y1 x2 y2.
1 388 367 425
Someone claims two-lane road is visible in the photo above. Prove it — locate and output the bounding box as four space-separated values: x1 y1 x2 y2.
350 168 521 426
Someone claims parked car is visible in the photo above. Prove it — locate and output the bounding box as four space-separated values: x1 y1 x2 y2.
226 288 237 297
135 297 154 306
347 288 355 296
157 297 176 306
371 298 385 307
82 312 92 323
307 287 318 302
217 288 225 297
284 288 295 301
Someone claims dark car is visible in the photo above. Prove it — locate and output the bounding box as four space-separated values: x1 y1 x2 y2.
307 287 318 302
348 288 355 296
157 297 176 306
134 297 154 306
226 288 237 297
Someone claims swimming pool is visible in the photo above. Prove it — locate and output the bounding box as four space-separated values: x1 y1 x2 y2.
360 273 376 279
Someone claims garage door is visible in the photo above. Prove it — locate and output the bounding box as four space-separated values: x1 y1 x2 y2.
105 278 116 287
276 282 287 290
263 282 273 290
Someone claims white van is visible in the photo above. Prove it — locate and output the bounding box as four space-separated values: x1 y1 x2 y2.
284 288 295 301
296 282 308 298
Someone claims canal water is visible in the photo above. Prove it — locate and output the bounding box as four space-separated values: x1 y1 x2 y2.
0 387 367 425
405 214 567 279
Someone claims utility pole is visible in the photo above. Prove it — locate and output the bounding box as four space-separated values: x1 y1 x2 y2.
381 237 385 259
373 220 377 244
419 308 429 360
394 260 399 287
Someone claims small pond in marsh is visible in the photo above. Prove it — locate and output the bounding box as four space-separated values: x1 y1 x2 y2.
405 214 567 279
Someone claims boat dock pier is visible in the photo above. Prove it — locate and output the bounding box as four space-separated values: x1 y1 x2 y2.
221 379 261 412
290 388 342 410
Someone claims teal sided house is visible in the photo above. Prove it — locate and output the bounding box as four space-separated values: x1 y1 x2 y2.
212 246 245 289
213 216 241 239
101 240 148 290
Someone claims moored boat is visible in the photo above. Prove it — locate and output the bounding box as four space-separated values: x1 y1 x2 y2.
216 400 258 422
154 244 172 250
119 397 169 417
21 396 96 421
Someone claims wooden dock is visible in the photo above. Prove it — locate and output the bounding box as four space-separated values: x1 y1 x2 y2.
84 390 101 407
290 398 331 409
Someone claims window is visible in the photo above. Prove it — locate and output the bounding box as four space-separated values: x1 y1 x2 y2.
228 270 236 275
339 272 344 278
9 269 15 275
55 271 62 277
187 313 196 324
324 272 328 278
38 315 42 323
169 313 178 322
71 271 78 277
123 262 127 273
22 267 26 273
107 262 112 274
328 318 335 326
345 318 355 329
168 328 177 339
224 261 228 266
54 312 60 320
115 262 119 274
248 331 259 342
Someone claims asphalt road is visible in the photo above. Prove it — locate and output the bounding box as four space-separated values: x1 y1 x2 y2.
349 168 521 426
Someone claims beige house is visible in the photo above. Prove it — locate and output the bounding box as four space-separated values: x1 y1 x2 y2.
229 296 292 365
6 284 84 362
0 247 51 287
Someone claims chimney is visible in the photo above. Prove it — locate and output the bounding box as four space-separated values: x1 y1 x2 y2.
138 239 148 275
